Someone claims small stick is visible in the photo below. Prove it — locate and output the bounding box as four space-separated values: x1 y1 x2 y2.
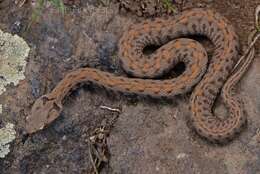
100 105 121 113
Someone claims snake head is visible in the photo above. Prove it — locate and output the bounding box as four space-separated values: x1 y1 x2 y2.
25 95 63 134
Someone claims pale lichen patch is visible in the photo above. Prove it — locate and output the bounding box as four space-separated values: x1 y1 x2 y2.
0 29 30 95
0 123 16 158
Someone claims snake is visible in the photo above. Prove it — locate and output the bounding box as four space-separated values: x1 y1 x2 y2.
25 8 256 143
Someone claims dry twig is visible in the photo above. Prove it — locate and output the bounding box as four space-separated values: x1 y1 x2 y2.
87 106 121 173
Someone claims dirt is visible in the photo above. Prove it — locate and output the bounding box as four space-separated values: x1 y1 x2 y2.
0 0 260 173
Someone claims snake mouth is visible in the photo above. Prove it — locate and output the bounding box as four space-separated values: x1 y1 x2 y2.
25 119 44 134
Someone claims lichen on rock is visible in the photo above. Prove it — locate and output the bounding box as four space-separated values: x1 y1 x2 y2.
0 123 16 158
0 29 30 95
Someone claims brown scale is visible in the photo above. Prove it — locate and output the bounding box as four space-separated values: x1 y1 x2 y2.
26 8 248 143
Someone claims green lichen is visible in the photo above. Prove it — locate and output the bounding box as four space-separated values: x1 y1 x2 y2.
0 123 16 158
0 29 30 95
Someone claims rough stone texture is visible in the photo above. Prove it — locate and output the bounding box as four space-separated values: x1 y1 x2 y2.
0 0 259 174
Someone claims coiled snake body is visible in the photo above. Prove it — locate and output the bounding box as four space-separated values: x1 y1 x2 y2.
26 8 249 143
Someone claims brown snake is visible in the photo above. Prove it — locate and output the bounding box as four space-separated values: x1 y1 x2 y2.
25 8 259 143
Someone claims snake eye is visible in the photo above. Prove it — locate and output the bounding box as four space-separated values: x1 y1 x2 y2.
41 96 49 105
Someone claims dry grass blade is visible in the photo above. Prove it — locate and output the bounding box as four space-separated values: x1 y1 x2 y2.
88 140 99 174
232 5 260 72
15 0 26 7
255 5 260 31
87 111 120 174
